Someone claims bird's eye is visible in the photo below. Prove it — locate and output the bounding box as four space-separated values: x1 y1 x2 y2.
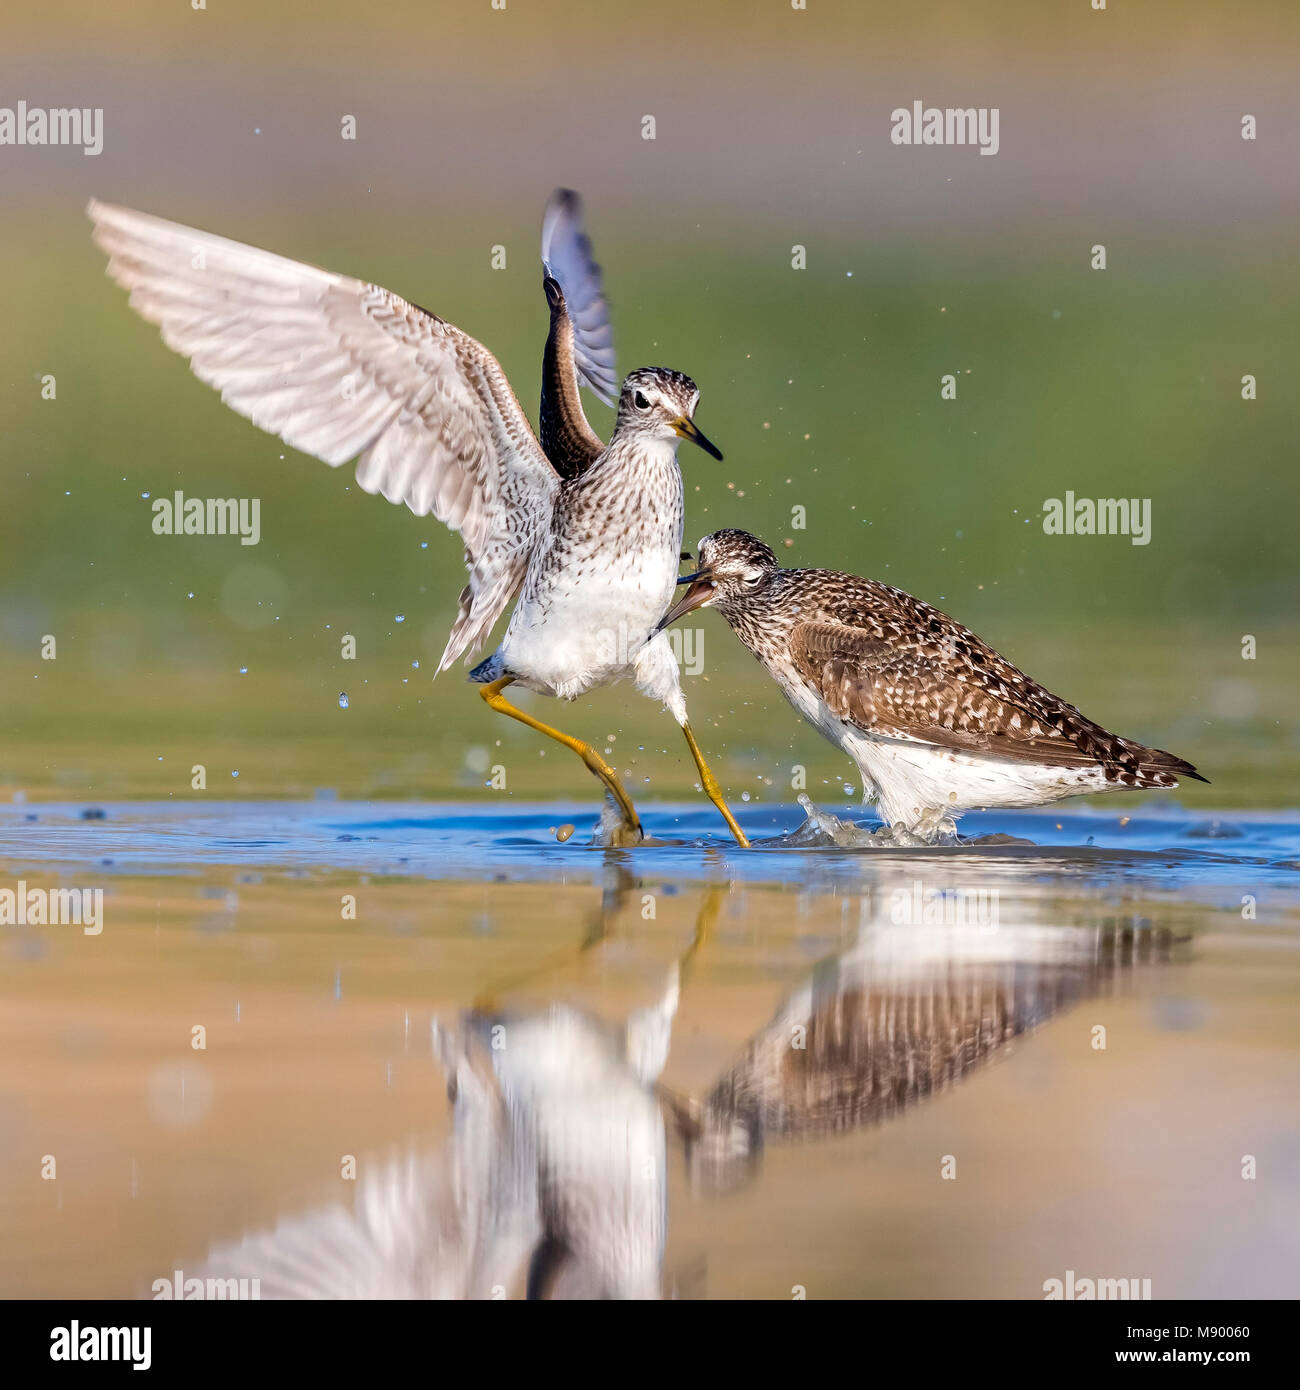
633 390 650 411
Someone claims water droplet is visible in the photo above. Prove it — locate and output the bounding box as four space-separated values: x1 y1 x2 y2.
338 692 349 709
394 614 405 624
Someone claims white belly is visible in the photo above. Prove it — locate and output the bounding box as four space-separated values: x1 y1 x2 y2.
843 728 1110 827
501 540 680 700
776 668 1109 830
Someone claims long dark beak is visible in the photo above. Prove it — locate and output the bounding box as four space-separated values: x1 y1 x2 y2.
673 417 723 461
658 569 717 630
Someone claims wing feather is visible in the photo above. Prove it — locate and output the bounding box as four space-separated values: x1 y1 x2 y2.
789 606 1117 769
540 188 617 404
786 574 1201 787
87 199 559 670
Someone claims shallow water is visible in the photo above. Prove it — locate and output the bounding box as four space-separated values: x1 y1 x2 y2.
2 799 1298 1299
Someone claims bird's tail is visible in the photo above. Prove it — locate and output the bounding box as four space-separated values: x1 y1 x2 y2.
1107 737 1208 788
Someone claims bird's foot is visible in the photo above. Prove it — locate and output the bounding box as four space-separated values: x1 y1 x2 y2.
596 796 645 848
905 807 960 845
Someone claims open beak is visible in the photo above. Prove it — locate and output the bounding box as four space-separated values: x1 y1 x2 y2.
658 569 717 630
673 417 723 461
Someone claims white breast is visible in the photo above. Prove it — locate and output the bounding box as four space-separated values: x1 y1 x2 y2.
499 445 684 700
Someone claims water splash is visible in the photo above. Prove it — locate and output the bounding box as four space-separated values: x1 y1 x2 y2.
775 794 958 849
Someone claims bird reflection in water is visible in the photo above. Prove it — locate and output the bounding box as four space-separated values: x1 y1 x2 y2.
202 971 678 1299
200 872 1178 1298
677 914 1178 1196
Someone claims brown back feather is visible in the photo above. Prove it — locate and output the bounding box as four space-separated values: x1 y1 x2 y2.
784 577 1198 785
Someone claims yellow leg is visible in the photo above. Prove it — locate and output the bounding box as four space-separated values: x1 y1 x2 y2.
479 677 643 838
471 868 635 1011
677 883 724 983
655 885 725 1135
682 722 750 847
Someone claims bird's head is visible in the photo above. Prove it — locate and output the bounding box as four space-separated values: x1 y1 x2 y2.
659 529 779 627
614 367 722 459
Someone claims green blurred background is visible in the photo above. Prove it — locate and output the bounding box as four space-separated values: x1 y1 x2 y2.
2 0 1296 807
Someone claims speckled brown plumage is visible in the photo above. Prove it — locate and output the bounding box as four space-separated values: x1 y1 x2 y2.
780 588 1195 788
668 530 1204 803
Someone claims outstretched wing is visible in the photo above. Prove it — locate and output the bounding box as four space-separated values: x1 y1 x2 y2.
200 1150 464 1299
540 188 617 405
87 200 559 671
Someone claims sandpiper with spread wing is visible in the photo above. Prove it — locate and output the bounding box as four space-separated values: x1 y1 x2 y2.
662 530 1205 839
87 192 749 845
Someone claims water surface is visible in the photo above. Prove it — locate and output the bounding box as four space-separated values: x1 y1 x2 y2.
1 800 1297 1298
